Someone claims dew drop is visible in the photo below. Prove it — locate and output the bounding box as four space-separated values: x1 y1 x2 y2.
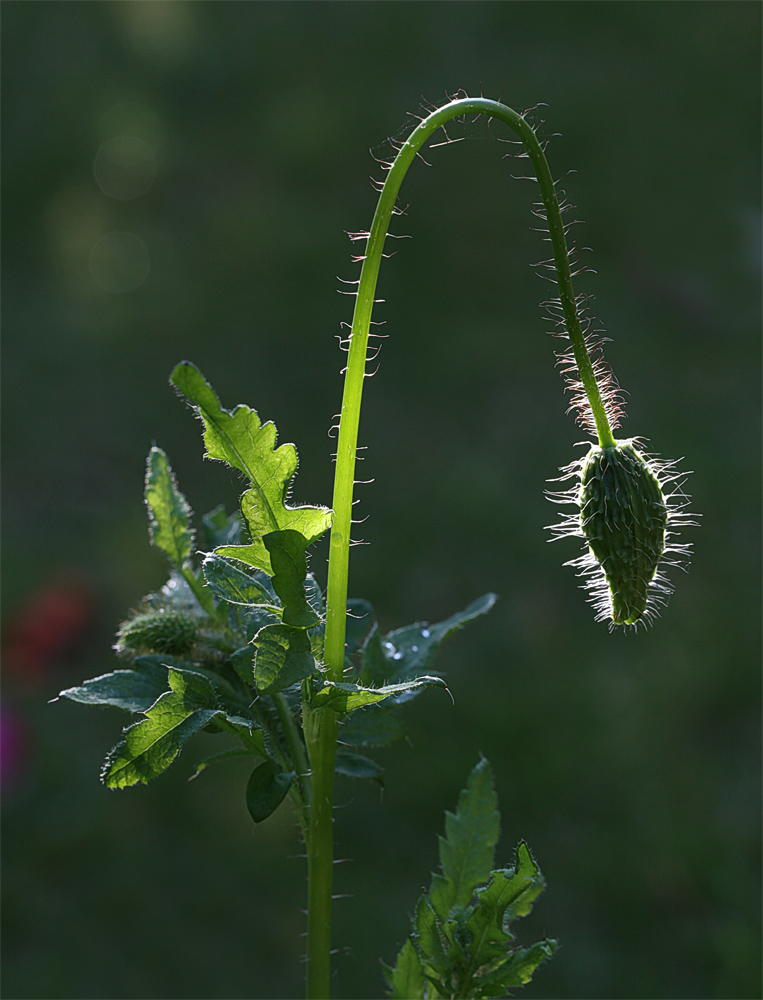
383 641 395 653
411 645 418 652
393 651 403 660
421 629 430 638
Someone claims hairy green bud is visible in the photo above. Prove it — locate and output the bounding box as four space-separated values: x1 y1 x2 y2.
580 442 667 625
547 438 694 627
115 609 198 659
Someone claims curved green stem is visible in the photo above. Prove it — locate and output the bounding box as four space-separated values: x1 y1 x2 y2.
306 97 615 999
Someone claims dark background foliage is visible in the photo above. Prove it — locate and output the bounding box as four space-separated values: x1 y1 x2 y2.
2 3 760 998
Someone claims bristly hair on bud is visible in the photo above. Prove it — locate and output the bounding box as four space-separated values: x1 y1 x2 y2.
546 438 696 629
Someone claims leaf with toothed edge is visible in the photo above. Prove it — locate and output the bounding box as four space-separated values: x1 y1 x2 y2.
384 939 425 1000
170 362 332 575
57 665 169 715
429 757 499 920
312 675 448 713
202 552 276 607
253 623 316 694
385 759 556 998
101 668 222 789
144 446 195 568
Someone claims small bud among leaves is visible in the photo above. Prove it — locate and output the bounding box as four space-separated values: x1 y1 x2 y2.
115 609 199 659
548 438 695 627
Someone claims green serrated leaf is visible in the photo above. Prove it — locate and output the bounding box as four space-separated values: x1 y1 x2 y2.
429 758 500 920
101 668 221 789
335 751 384 784
312 675 448 713
253 623 316 694
263 530 319 628
203 552 277 607
464 860 542 974
246 760 294 823
505 842 545 921
130 653 251 717
189 746 259 781
145 446 195 568
381 961 394 991
170 362 331 575
385 761 556 999
415 895 449 975
339 708 405 747
473 939 558 993
440 913 469 971
360 593 497 687
58 664 169 714
387 938 425 1000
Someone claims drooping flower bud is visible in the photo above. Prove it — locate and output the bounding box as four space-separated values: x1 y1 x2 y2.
579 442 667 624
547 438 694 627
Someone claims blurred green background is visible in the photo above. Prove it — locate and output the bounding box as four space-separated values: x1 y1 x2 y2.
2 3 760 998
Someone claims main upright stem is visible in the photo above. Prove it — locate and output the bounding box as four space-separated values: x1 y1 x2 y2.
304 97 615 999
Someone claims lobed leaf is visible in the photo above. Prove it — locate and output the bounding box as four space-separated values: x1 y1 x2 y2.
384 760 556 999
464 848 545 974
144 446 194 569
170 362 331 575
253 623 316 694
101 668 221 789
473 939 558 994
429 758 500 920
